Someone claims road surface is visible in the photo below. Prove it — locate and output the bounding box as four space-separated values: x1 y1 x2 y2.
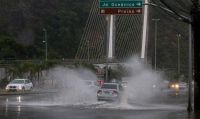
0 91 197 119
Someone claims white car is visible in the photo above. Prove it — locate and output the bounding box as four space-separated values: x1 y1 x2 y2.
5 79 33 91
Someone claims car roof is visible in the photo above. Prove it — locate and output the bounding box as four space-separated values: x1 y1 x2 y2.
103 83 119 85
14 79 29 80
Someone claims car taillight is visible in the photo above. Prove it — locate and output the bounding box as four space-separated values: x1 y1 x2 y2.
112 91 118 96
97 90 102 94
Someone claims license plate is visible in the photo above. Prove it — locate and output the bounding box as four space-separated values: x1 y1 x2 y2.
104 91 110 94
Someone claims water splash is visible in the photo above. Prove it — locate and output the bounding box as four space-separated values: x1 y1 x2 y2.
46 67 98 105
119 57 163 104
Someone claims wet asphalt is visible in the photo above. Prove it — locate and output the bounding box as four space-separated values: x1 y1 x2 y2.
0 91 197 119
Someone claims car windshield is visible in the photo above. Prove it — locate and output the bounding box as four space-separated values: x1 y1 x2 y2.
101 84 117 89
10 80 24 84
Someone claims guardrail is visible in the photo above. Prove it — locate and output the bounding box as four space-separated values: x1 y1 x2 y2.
0 59 122 67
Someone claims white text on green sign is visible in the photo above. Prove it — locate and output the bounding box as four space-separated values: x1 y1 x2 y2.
99 1 142 8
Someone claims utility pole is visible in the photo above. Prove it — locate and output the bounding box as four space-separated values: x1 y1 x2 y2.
177 34 181 76
43 28 48 62
152 19 160 71
87 40 90 62
191 0 200 111
187 22 193 112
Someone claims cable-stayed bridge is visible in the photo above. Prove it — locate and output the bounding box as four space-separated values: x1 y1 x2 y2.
0 0 147 67
75 0 146 63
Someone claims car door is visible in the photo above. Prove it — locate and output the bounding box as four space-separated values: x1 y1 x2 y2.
26 79 32 89
25 80 31 90
24 80 28 90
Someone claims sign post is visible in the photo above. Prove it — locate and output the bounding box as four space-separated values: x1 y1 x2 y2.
100 0 143 82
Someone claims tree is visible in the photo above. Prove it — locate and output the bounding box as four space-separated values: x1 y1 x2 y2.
0 35 17 59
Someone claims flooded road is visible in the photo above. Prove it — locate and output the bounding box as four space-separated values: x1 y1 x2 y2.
0 93 196 119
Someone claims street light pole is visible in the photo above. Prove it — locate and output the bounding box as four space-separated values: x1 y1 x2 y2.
43 28 48 62
177 34 181 75
187 22 193 112
152 19 160 71
87 40 90 62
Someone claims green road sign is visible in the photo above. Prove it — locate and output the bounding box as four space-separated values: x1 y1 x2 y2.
99 0 142 8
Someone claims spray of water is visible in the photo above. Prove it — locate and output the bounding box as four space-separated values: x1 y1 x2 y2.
42 56 166 108
119 56 164 107
45 67 98 105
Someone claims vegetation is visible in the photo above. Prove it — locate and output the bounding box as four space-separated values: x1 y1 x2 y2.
0 0 92 59
0 60 57 88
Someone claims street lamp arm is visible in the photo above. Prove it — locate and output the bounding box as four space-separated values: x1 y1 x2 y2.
144 2 191 23
144 2 174 14
153 0 191 14
159 0 191 23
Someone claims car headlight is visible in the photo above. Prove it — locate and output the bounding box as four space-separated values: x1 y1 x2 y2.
175 84 179 89
18 86 22 89
170 84 179 89
97 90 102 96
5 86 9 89
171 84 175 88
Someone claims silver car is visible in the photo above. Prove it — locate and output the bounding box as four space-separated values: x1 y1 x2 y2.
97 83 122 101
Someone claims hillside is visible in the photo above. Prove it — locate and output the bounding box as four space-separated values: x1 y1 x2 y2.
0 0 92 59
